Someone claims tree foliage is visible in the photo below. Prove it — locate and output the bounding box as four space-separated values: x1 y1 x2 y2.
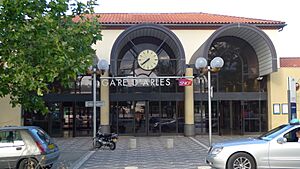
0 0 102 113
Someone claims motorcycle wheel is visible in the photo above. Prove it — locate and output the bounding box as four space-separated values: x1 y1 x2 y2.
109 142 116 150
93 139 102 149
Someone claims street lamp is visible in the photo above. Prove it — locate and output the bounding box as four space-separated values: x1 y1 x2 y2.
89 59 109 142
195 56 224 147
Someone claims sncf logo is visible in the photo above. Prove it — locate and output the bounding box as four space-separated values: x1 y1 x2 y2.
178 78 192 86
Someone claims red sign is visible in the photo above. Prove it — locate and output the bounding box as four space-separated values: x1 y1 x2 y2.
178 78 193 86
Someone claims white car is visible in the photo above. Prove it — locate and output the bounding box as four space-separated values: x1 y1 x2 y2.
206 119 300 169
0 126 60 169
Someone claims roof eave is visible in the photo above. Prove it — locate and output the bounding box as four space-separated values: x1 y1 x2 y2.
100 23 287 30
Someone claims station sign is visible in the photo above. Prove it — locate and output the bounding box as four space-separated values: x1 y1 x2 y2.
98 76 194 87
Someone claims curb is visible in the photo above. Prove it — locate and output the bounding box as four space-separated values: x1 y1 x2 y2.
189 137 209 150
71 151 95 169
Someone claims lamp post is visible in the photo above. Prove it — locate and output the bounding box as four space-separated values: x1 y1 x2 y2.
195 57 224 147
90 59 109 143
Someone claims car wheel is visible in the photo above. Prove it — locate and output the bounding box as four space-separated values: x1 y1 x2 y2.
18 158 40 169
109 142 116 150
227 152 256 169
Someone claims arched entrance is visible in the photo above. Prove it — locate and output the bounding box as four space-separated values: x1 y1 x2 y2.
192 23 275 135
109 24 186 135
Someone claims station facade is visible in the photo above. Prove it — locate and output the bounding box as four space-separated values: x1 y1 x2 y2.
1 13 299 137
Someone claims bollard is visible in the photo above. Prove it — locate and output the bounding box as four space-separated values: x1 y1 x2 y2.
129 138 136 149
125 167 138 169
166 138 174 149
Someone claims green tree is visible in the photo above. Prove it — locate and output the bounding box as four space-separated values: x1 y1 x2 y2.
0 0 102 113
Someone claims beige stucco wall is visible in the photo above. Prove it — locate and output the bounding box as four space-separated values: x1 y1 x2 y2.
268 67 300 129
93 29 123 62
93 28 281 66
171 29 214 62
92 29 218 64
0 96 21 127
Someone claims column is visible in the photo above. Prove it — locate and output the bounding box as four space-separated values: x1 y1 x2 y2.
100 71 110 133
184 67 195 136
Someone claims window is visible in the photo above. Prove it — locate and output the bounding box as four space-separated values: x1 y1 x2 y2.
284 127 300 142
0 130 23 143
208 37 260 92
258 124 290 141
117 36 177 77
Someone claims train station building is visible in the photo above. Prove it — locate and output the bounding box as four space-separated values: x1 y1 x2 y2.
1 13 299 137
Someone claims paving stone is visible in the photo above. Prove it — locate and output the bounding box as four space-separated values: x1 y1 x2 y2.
78 136 206 169
51 135 256 169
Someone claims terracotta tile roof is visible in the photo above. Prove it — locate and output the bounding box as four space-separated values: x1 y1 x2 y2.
280 58 300 67
74 13 285 27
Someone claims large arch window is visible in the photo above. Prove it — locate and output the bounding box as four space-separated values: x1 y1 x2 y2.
117 36 177 77
208 37 263 92
110 24 186 94
113 36 180 93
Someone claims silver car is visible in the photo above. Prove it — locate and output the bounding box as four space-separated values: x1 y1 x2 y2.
0 126 60 169
206 120 300 169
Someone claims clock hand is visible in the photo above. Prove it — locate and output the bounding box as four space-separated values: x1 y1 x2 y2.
141 58 150 65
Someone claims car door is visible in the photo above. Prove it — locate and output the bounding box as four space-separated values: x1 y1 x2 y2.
0 130 25 169
268 127 300 168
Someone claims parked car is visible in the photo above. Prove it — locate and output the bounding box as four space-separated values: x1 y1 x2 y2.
206 119 300 169
0 126 60 169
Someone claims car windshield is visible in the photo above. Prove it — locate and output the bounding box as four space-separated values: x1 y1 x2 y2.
258 124 292 141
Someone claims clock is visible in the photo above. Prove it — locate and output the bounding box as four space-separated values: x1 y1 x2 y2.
137 49 159 70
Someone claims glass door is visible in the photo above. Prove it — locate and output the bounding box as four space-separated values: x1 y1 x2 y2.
49 102 63 137
232 101 242 134
62 102 74 137
219 101 242 135
117 101 135 134
148 101 160 136
161 101 177 134
134 101 146 135
113 101 184 135
243 101 262 133
74 102 93 137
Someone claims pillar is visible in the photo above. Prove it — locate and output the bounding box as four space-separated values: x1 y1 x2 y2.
184 68 195 136
100 71 110 133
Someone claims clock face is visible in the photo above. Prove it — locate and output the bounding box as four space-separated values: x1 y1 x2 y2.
137 49 159 70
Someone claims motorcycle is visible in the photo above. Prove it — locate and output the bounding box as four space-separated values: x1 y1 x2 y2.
93 127 118 150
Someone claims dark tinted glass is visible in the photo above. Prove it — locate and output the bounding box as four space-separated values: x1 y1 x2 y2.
209 37 259 92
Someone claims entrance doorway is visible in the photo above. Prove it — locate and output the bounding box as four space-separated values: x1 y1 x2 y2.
62 102 94 137
134 101 160 136
219 101 242 135
112 101 184 136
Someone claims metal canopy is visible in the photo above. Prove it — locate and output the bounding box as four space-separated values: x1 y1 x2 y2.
110 24 186 76
189 23 278 76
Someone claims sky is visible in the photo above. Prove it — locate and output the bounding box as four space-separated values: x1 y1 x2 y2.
92 0 299 57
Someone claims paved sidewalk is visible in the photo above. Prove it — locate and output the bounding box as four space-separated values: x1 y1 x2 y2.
52 137 93 169
79 136 208 169
51 135 258 169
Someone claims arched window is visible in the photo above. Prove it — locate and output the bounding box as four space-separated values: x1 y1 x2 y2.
117 36 177 77
209 37 260 92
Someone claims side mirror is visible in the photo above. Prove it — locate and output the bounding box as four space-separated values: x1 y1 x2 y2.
277 137 287 144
